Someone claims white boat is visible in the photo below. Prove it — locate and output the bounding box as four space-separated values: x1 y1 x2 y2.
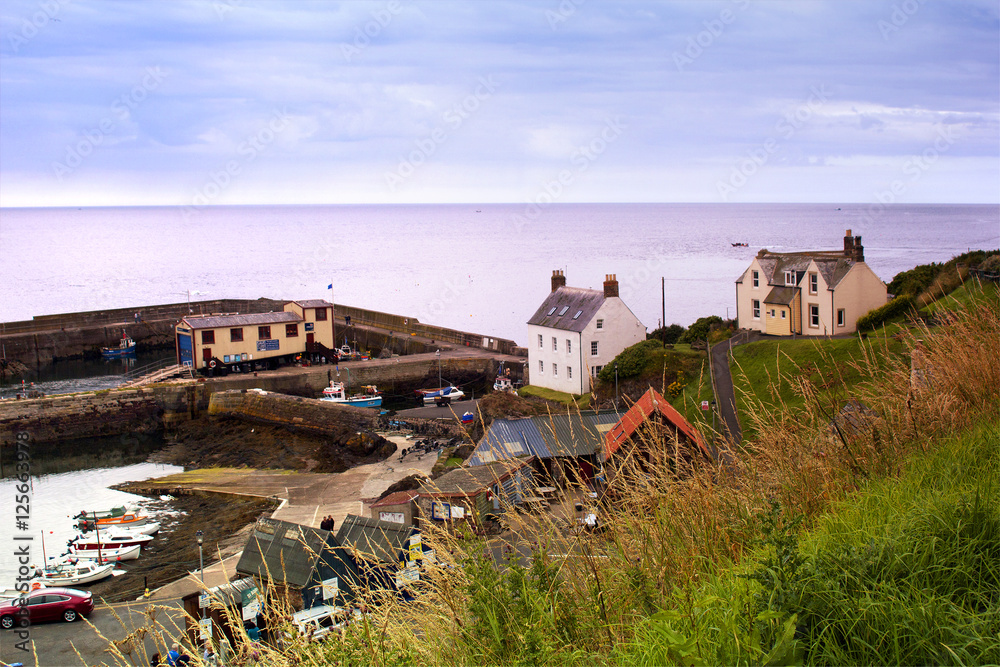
418 386 465 405
68 527 154 551
321 382 382 408
62 543 141 562
78 521 159 538
32 561 115 586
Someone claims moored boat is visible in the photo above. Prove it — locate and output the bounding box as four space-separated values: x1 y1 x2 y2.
417 386 465 405
68 527 154 551
101 330 136 358
74 506 134 521
62 543 141 562
321 381 383 408
32 562 115 587
77 512 151 531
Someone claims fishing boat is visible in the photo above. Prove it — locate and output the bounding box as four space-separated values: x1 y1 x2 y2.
321 382 383 408
417 386 465 405
68 527 154 551
101 330 136 358
62 543 141 562
77 521 160 537
74 506 134 521
32 561 115 587
77 512 151 531
731 242 749 247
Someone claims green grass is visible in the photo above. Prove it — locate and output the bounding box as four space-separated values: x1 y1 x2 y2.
518 384 591 409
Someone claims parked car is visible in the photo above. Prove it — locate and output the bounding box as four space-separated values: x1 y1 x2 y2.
289 604 347 642
0 587 94 629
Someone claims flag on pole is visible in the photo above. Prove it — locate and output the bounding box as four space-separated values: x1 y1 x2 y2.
327 284 333 289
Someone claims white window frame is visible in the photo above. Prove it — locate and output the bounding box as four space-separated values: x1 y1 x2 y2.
537 334 543 349
538 360 544 374
781 310 786 320
784 270 795 286
590 341 598 356
567 366 572 379
809 304 820 328
752 300 761 320
596 319 604 330
837 308 846 327
552 337 557 352
566 339 571 354
552 363 558 377
752 270 759 288
809 272 818 295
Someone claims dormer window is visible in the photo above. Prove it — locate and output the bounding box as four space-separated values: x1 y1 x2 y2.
784 271 795 286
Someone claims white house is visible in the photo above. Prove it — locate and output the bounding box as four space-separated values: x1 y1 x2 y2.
526 271 646 395
735 230 888 336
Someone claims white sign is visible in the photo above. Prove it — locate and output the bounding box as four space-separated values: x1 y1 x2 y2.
321 576 339 601
450 505 465 519
199 593 210 609
701 400 710 411
379 511 405 524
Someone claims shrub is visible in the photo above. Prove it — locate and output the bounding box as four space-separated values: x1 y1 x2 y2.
679 316 723 344
598 339 661 382
856 294 913 331
648 324 685 345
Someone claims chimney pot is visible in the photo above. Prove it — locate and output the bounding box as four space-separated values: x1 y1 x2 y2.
603 273 619 299
551 269 567 292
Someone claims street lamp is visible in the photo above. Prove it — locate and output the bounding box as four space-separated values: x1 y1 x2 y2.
196 530 204 583
614 362 619 411
436 349 442 389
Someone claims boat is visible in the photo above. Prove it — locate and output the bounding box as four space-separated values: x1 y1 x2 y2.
101 330 136 358
731 242 749 247
31 561 115 587
417 386 465 405
77 512 151 531
78 521 160 537
335 344 368 361
62 543 141 562
493 376 516 393
321 382 383 408
68 527 154 551
74 505 135 521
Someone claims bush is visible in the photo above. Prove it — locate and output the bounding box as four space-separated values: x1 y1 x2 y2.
679 316 723 344
597 339 661 382
648 324 685 345
856 294 913 331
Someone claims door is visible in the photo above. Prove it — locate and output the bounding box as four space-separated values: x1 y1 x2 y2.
306 332 315 352
202 347 213 366
178 332 193 366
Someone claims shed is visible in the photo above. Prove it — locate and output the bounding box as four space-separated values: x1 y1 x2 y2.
371 491 419 527
417 458 536 524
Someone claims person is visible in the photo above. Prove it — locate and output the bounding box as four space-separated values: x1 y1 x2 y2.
166 644 190 666
202 642 218 666
245 620 260 642
150 653 161 666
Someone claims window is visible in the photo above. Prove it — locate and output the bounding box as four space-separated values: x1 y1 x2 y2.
538 334 543 349
315 308 327 321
784 271 796 286
573 310 582 319
837 309 846 327
781 310 786 320
566 339 572 354
258 326 272 340
552 337 557 352
770 309 775 317
201 330 215 344
538 360 544 374
592 365 603 377
286 323 299 337
809 304 820 328
752 300 761 319
552 363 558 377
547 307 557 316
558 306 569 316
809 272 818 295
591 341 599 356
230 328 244 342
596 318 604 330
752 270 759 288
567 366 572 379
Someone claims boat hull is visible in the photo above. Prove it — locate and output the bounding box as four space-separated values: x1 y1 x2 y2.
33 563 115 586
64 544 141 562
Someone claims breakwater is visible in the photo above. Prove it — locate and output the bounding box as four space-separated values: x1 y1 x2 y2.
0 351 510 445
0 298 525 369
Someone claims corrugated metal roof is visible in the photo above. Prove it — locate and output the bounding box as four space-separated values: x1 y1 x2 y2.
604 388 710 460
235 518 334 588
335 514 414 565
468 418 546 465
420 458 533 496
182 311 301 330
469 412 623 464
526 287 605 332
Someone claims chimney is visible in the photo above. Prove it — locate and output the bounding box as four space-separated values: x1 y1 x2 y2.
603 274 619 298
844 229 854 256
551 269 566 292
854 235 864 262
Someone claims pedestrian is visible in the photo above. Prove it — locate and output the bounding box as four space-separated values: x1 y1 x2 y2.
134 312 139 323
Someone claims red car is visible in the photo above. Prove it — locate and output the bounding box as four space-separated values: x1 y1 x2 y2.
0 587 94 628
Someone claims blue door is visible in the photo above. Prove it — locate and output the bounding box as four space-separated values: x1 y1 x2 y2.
177 333 193 366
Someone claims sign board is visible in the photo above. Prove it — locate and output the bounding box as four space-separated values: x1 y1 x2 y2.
701 400 710 411
305 323 314 332
199 617 213 641
431 502 450 520
199 593 210 609
257 339 280 352
321 576 339 601
395 567 420 589
450 505 465 519
379 511 405 524
408 534 422 561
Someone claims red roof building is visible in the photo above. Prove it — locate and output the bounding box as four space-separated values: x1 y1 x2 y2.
603 388 711 462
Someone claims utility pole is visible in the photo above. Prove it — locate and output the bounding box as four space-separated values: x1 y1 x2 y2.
661 277 665 333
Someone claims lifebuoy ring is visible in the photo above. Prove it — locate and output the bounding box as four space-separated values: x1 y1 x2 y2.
209 360 216 368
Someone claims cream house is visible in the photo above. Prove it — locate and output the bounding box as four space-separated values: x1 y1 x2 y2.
735 230 888 336
527 271 646 395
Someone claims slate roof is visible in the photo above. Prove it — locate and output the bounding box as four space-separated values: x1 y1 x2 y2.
420 458 534 497
181 311 301 330
764 286 798 305
235 518 334 588
371 491 419 508
738 251 856 290
289 300 333 308
526 287 606 332
604 388 711 460
335 514 414 565
468 412 623 465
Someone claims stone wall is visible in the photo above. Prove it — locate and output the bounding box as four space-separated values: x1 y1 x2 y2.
208 390 379 435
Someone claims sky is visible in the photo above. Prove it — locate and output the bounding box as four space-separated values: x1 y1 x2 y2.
1 0 998 208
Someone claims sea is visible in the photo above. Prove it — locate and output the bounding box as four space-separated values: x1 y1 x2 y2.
3 203 998 347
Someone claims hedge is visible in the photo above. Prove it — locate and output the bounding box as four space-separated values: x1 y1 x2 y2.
856 295 914 332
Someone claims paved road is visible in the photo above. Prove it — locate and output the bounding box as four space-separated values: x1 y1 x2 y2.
395 398 481 421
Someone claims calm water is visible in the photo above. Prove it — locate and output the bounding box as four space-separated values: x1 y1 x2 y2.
1 204 997 344
0 462 183 590
0 348 176 399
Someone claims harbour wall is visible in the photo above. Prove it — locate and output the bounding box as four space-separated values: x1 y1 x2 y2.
1 299 525 368
0 354 500 445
